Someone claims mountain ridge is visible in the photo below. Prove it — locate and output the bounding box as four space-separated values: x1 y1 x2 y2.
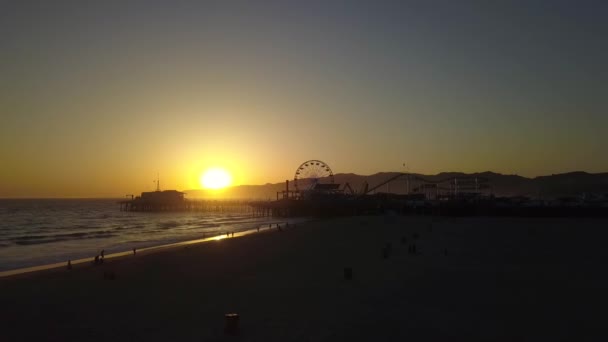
183 171 608 200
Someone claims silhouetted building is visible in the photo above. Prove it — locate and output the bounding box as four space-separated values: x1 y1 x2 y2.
121 190 185 211
140 190 185 203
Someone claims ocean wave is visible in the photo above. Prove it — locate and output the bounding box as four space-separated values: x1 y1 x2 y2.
112 223 145 230
212 217 256 224
11 230 116 242
178 223 219 230
14 233 117 246
75 224 102 229
199 223 220 228
79 213 111 220
215 219 274 227
157 221 180 229
159 224 220 232
145 229 165 234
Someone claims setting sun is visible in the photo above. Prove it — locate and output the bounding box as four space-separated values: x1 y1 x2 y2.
200 168 232 189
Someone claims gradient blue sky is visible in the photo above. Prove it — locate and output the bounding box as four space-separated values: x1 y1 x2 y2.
1 1 607 197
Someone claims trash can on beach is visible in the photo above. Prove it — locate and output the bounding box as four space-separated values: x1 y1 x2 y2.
224 313 240 335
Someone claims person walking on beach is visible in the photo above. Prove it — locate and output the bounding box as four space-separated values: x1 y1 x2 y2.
100 249 105 259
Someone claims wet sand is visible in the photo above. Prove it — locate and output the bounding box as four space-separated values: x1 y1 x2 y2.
0 222 286 278
1 216 607 341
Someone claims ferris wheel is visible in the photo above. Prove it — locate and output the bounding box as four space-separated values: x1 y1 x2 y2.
294 160 334 191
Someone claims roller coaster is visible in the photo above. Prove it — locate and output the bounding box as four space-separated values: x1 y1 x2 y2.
341 173 490 199
286 159 491 201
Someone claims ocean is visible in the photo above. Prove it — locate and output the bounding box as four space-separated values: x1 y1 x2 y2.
0 199 303 272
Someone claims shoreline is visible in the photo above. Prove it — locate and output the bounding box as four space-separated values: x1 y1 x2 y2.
0 219 296 279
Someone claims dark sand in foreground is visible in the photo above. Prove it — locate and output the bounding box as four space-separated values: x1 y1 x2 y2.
1 216 607 341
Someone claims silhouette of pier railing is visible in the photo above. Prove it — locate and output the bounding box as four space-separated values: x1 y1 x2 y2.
119 198 263 213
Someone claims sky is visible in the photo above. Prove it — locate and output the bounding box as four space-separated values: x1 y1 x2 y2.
1 0 607 197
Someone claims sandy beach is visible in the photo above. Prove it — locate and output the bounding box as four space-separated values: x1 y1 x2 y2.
1 215 607 341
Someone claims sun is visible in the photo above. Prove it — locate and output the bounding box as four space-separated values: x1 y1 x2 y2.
200 168 232 189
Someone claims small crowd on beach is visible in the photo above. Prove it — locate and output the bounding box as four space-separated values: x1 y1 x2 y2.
65 221 292 271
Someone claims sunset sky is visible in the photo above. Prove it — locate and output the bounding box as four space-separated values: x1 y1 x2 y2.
1 1 607 197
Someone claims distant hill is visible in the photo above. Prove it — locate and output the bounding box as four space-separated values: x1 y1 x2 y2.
183 171 608 200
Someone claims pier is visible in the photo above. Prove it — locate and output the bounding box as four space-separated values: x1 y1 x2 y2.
119 198 260 214
119 160 608 218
